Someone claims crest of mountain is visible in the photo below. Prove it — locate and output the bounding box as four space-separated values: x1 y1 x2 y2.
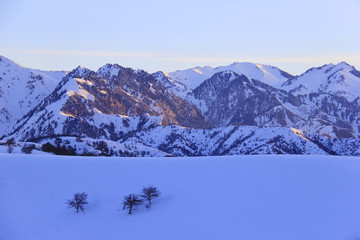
153 62 294 96
11 64 206 141
0 56 66 136
282 62 360 101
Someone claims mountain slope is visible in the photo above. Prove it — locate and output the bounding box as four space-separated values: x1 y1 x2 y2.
10 64 206 141
189 71 302 127
0 56 66 136
116 123 360 156
282 62 360 101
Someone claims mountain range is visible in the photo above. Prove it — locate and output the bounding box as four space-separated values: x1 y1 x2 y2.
1 55 360 156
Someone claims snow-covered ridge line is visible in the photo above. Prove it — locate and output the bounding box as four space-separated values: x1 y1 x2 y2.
154 62 294 97
2 55 360 156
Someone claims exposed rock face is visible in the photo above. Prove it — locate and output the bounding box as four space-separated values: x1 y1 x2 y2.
191 71 302 127
72 64 206 127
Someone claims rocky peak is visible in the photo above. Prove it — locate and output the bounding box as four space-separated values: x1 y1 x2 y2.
68 66 94 78
97 63 123 78
212 70 240 80
152 71 175 86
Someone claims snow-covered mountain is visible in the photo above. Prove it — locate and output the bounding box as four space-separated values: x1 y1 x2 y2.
153 62 293 96
282 62 360 101
2 55 360 156
280 62 360 138
166 61 360 138
0 56 66 136
10 64 206 141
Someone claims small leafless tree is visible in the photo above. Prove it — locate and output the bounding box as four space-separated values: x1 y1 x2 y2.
6 138 15 154
66 192 88 213
122 194 143 214
7 145 14 153
140 185 161 205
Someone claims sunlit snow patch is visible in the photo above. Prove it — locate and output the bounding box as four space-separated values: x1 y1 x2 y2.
291 128 309 141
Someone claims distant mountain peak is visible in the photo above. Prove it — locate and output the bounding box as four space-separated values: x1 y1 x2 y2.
68 66 94 78
336 61 351 67
164 62 293 97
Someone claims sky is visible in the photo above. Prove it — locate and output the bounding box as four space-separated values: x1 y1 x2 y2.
1 0 360 75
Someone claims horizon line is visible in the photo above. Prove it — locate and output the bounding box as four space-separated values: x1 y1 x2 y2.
1 49 360 74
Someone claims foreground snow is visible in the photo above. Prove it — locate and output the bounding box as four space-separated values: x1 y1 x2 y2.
1 154 360 240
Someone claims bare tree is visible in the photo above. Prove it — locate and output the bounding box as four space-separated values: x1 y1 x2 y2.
6 138 15 153
140 185 161 205
122 194 143 214
66 192 88 213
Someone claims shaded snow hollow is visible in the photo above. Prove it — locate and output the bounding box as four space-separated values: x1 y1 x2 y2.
1 154 360 240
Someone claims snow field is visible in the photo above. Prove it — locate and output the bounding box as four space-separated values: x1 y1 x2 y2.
1 154 360 240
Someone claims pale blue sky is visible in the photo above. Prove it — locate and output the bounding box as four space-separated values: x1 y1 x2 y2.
1 0 359 74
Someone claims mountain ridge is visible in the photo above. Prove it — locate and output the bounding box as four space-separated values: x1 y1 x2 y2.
1 55 360 156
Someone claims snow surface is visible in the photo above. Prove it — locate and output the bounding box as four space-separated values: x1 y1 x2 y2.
1 154 360 240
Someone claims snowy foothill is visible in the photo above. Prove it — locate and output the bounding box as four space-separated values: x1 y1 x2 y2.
1 154 360 240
